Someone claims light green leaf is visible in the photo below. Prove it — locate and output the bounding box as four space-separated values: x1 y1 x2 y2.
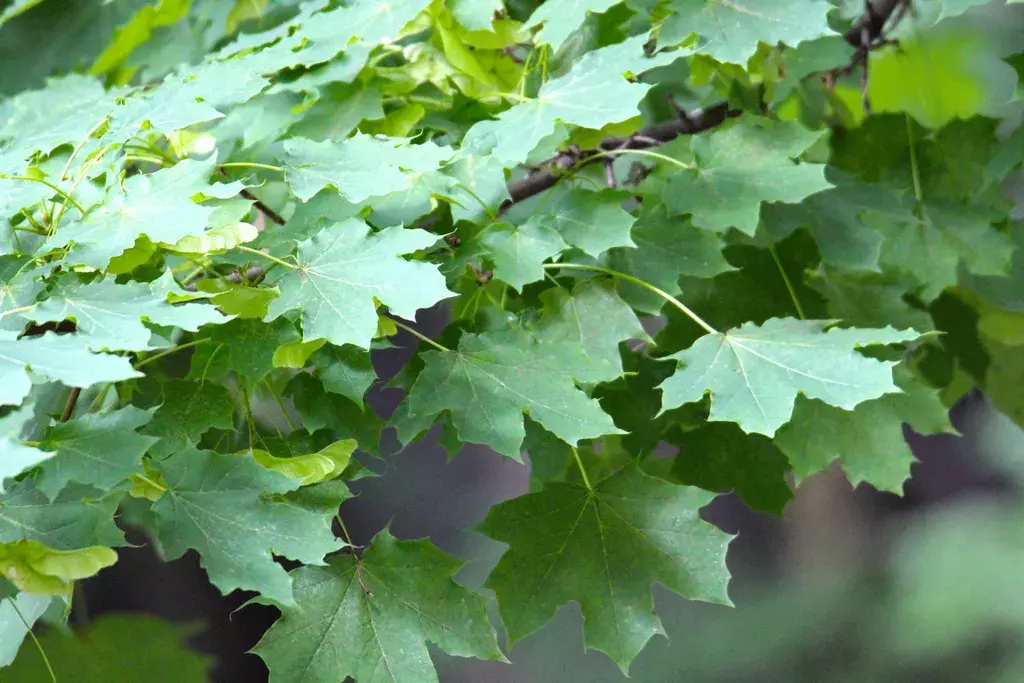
659 318 921 436
36 406 158 499
253 529 502 683
283 134 452 203
663 115 831 234
660 0 833 64
149 448 343 606
479 219 567 291
0 591 53 668
0 332 141 407
531 186 636 257
480 465 732 671
170 220 258 254
250 438 356 486
0 399 50 492
0 539 116 595
56 156 243 269
29 276 229 352
264 219 454 348
526 0 621 50
401 327 622 459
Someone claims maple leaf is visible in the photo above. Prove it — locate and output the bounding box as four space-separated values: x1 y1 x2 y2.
310 344 376 408
141 379 235 458
663 115 832 235
264 218 454 348
526 0 621 50
478 220 567 292
401 327 622 459
35 406 158 500
0 479 123 550
55 156 243 269
480 465 732 671
29 276 229 352
0 399 51 492
253 529 503 683
147 448 343 606
660 0 833 64
187 318 299 383
659 318 922 436
0 332 141 407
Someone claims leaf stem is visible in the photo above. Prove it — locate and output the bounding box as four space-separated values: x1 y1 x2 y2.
134 473 167 493
768 243 805 320
262 379 297 431
218 162 284 173
391 318 450 352
905 114 924 210
6 597 56 683
61 388 81 422
59 116 109 181
570 446 593 492
587 148 695 172
134 338 211 369
543 263 718 335
236 245 298 270
0 304 36 319
1 175 85 214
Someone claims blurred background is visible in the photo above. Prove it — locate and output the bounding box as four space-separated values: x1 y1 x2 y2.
6 319 1023 683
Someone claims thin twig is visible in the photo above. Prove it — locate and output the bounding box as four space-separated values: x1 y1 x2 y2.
60 388 81 422
240 188 286 226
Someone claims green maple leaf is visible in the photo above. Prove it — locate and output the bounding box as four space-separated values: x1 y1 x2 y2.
188 318 300 382
0 256 43 330
263 219 454 348
535 280 646 378
774 371 954 492
3 614 214 682
310 344 377 408
608 204 734 314
478 219 567 292
299 0 432 63
760 170 914 272
532 187 636 257
480 465 732 671
401 327 622 459
670 422 793 515
55 156 243 269
35 406 158 499
286 374 383 454
526 0 621 49
141 379 235 457
148 448 343 606
663 115 831 234
0 479 123 550
283 135 453 203
659 318 921 436
30 276 229 352
660 0 833 64
253 529 502 683
0 592 52 668
463 35 689 165
0 331 141 407
0 399 51 492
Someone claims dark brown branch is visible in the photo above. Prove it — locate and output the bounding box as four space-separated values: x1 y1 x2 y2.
240 188 286 226
500 103 739 213
61 387 81 422
843 0 906 49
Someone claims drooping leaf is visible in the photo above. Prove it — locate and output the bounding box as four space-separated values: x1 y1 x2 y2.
0 332 141 407
0 479 123 550
147 448 343 606
478 219 567 292
263 218 454 348
401 327 623 459
253 529 503 683
0 539 116 595
659 318 921 436
480 465 732 671
28 276 229 352
310 344 377 408
188 317 300 382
